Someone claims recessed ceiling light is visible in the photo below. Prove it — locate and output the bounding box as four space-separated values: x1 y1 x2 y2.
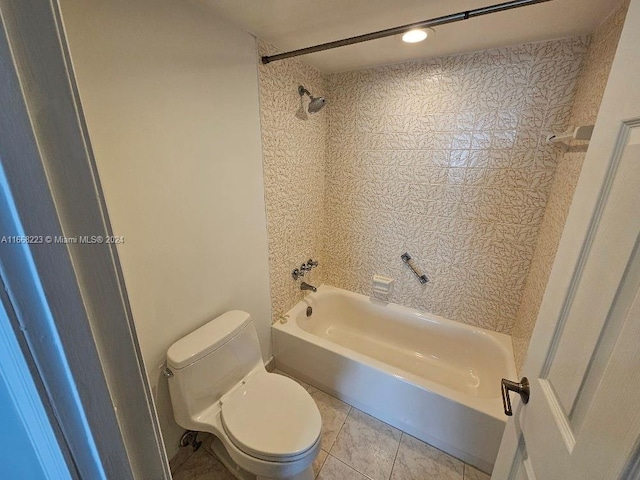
401 28 434 43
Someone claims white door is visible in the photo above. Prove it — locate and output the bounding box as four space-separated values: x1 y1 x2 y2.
492 1 640 479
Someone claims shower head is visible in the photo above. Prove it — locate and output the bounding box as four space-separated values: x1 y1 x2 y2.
308 96 327 113
298 85 327 113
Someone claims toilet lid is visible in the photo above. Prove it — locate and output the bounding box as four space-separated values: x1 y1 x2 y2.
221 372 321 461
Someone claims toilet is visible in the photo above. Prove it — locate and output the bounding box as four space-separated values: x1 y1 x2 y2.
166 310 322 480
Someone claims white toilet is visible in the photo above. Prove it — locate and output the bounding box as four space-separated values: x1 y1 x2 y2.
166 310 322 480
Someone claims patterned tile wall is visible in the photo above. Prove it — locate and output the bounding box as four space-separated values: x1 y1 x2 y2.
511 1 629 372
323 37 589 333
257 41 328 318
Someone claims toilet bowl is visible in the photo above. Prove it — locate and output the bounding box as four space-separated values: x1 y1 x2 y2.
166 310 322 480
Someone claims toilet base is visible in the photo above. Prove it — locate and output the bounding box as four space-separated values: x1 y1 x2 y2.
210 436 314 480
257 469 314 480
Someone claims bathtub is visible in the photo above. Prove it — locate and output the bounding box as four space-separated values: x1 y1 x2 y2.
272 285 516 473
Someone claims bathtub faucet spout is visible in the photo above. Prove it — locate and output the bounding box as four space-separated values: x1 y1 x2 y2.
300 282 317 293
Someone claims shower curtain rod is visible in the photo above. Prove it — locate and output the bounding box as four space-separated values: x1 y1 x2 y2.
261 0 553 64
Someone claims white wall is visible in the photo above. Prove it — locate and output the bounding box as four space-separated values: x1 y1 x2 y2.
60 0 272 457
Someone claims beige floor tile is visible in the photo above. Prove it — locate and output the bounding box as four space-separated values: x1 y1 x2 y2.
464 464 491 480
391 434 464 480
317 455 370 480
171 448 235 480
307 386 352 451
330 408 402 480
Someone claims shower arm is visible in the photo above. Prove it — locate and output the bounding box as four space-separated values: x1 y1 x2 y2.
298 86 312 98
262 0 553 64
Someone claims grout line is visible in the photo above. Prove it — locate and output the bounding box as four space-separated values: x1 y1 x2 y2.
388 432 403 480
328 405 352 454
329 455 375 480
314 450 329 479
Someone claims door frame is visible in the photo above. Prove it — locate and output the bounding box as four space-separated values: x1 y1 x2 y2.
493 0 640 476
0 1 170 478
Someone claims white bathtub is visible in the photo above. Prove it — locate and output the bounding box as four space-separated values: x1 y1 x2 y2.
272 285 516 473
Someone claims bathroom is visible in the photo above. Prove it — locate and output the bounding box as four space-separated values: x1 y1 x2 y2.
1 0 639 479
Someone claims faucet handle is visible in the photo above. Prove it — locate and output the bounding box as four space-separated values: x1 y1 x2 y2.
293 260 318 280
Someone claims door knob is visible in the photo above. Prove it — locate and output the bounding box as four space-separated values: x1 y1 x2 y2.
501 377 530 416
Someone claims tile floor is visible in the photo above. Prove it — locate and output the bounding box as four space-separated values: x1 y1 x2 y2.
170 371 491 480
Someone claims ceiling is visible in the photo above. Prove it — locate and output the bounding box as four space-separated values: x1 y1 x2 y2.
196 0 622 73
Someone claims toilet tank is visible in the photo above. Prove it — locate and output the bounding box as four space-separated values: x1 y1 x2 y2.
166 310 263 429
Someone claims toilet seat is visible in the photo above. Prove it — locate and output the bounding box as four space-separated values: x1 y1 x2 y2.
221 372 322 462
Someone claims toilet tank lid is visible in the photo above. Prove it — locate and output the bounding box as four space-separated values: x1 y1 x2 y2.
167 310 252 370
